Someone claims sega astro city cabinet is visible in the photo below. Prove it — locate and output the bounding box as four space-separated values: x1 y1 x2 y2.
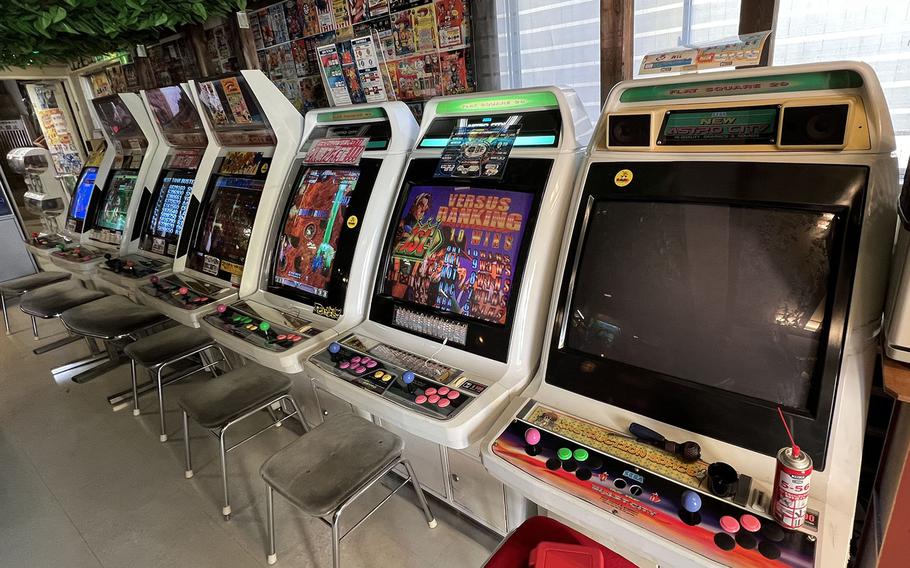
97 84 209 295
305 88 591 533
199 103 418 374
50 94 159 281
481 62 899 567
136 71 303 328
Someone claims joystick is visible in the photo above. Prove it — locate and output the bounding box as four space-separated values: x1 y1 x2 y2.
679 490 702 526
524 427 542 456
401 371 416 393
327 342 342 361
149 275 161 290
216 304 227 314
630 422 701 463
259 321 271 339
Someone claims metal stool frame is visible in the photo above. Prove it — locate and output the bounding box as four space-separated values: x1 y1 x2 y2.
182 392 309 521
264 455 437 568
59 317 168 385
129 343 234 442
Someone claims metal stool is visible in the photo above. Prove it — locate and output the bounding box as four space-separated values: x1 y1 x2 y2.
59 295 169 384
123 325 234 442
19 281 107 354
0 271 70 335
260 413 436 568
179 362 307 520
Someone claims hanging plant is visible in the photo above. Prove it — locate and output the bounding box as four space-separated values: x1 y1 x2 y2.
0 0 247 67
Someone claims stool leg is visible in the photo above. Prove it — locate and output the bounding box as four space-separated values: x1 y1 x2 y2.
219 428 231 520
402 460 437 529
31 316 39 340
331 510 342 568
2 291 9 335
266 484 277 565
285 395 309 432
130 360 141 416
183 410 194 479
217 347 234 371
157 366 168 442
266 406 281 427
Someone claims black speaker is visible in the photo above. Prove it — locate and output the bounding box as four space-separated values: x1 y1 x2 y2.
780 104 849 146
608 114 651 147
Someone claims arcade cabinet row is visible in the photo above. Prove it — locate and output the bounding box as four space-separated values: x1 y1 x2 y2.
32 62 901 568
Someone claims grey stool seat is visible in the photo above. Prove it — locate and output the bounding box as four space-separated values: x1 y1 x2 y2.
0 271 69 294
61 295 167 339
261 413 404 517
125 325 215 367
20 282 107 318
179 363 292 429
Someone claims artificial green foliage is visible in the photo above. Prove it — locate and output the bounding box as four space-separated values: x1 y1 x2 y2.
0 0 247 67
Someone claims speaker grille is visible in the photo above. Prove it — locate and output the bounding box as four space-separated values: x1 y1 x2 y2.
780 104 849 146
608 114 651 147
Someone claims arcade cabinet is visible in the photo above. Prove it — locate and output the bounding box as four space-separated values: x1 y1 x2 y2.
97 84 209 296
137 71 302 328
49 93 159 282
199 103 418 374
8 147 70 270
482 62 898 568
305 87 592 534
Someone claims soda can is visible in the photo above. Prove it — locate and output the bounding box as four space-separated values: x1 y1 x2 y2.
771 446 813 529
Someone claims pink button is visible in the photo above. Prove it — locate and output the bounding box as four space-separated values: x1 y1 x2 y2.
427 394 440 404
355 366 366 374
437 386 450 395
524 428 541 445
351 356 361 364
719 516 740 534
740 514 761 533
414 395 427 404
424 388 437 396
339 361 350 369
446 390 460 400
277 334 287 340
437 398 450 408
291 336 302 342
365 360 378 368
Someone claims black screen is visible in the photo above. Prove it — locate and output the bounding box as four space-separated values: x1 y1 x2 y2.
139 169 195 257
565 200 839 410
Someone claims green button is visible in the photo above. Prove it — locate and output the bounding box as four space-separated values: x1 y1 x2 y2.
557 448 572 461
573 448 589 462
232 315 242 322
259 321 270 331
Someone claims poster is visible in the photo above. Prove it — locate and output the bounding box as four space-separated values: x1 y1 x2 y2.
411 3 438 53
259 9 275 46
396 54 438 100
251 12 265 50
300 75 330 113
384 185 534 324
440 48 469 95
435 117 521 180
221 77 253 124
318 44 353 105
352 35 389 102
285 0 303 39
292 38 312 76
435 0 467 49
270 3 290 44
392 9 416 57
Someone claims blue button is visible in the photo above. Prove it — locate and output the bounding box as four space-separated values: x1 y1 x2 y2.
402 371 415 384
681 490 702 513
327 342 341 354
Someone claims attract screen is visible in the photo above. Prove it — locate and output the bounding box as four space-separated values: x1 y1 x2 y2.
93 96 142 139
187 175 264 282
382 185 534 325
565 200 839 410
93 170 138 232
272 168 360 299
69 166 98 220
140 169 195 256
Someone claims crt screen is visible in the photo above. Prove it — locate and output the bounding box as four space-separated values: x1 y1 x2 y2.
93 170 138 232
382 185 534 325
565 200 839 410
141 170 195 255
188 175 264 279
70 166 98 220
272 168 360 299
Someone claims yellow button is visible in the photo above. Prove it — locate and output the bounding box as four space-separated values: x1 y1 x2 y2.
382 373 393 382
373 371 384 379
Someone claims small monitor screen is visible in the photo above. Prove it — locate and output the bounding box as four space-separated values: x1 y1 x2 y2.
565 200 839 410
271 168 360 298
69 166 98 220
187 175 264 281
381 185 535 325
140 169 195 256
93 170 138 232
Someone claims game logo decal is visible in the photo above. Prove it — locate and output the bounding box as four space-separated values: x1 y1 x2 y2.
384 185 533 325
273 168 360 299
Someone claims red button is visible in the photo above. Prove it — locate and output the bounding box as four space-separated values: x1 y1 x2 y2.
427 394 440 404
719 516 740 533
437 398 450 408
291 335 302 342
277 334 287 340
740 514 761 533
414 395 427 404
437 387 450 395
447 390 460 400
424 388 437 396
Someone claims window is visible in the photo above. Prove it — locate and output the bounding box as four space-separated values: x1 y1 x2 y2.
773 0 910 178
633 0 742 77
495 0 602 122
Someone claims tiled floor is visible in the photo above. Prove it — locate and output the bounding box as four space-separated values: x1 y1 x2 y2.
0 297 498 568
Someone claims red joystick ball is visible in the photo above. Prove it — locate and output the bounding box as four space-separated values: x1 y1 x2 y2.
31 232 38 238
178 287 189 296
149 275 159 285
216 304 227 313
525 428 541 446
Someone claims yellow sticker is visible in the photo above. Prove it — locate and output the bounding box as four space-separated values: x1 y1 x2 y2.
260 162 269 174
346 215 358 229
614 169 633 187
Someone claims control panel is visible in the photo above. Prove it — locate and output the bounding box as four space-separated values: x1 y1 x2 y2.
30 233 68 250
100 253 169 279
50 243 105 263
309 333 477 420
139 274 229 310
202 301 322 352
490 403 817 567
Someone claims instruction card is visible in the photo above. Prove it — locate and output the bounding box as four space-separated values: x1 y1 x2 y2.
303 137 369 165
434 115 521 180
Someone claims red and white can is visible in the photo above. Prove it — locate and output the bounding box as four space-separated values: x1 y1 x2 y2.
771 446 813 529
